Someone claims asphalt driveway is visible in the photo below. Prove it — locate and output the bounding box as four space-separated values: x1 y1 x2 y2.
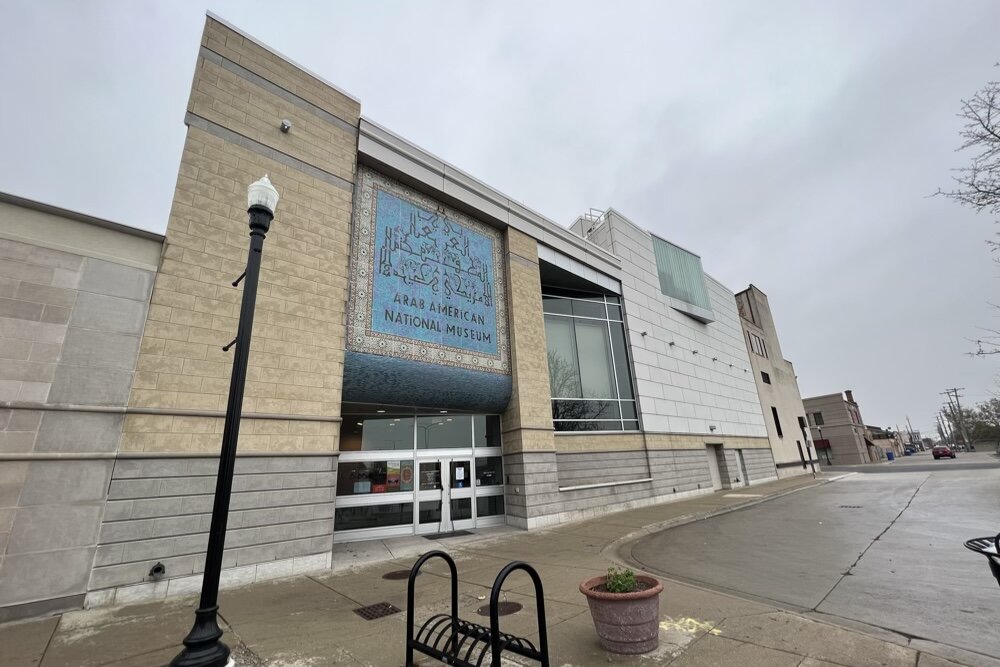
625 468 1000 661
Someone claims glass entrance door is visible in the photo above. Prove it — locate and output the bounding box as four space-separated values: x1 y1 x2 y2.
416 458 474 534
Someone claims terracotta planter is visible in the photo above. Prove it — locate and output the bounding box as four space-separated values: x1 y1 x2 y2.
579 574 663 654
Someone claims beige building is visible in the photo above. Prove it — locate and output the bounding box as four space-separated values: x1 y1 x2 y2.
0 13 786 620
736 285 818 478
803 390 872 465
866 425 904 459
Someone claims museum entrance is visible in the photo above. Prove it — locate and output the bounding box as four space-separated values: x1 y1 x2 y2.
415 457 474 535
333 407 506 542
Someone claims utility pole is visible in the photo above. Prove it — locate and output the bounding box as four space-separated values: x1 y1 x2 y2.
937 411 952 444
942 388 972 449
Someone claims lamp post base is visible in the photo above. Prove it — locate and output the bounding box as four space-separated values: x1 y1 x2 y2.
170 605 230 667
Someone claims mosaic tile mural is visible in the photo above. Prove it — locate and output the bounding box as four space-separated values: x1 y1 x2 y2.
346 167 510 375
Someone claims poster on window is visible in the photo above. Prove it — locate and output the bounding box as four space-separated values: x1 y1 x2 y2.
352 466 372 495
400 461 414 492
387 460 401 492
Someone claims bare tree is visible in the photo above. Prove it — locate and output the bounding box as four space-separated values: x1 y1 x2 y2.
976 397 1000 435
939 65 1000 355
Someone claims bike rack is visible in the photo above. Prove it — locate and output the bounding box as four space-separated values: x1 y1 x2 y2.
964 531 1000 589
405 550 550 667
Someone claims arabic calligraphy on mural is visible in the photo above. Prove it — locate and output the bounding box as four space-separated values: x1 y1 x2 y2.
378 207 493 308
370 188 499 357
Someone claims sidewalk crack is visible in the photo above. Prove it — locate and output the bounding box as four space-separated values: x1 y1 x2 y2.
812 477 927 612
306 574 368 607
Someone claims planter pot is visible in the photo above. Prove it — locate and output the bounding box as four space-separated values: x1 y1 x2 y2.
579 574 663 654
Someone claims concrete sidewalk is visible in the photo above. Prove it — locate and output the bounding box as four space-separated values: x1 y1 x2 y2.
2 472 989 667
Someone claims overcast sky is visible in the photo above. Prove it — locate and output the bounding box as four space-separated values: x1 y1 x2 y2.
2 1 998 435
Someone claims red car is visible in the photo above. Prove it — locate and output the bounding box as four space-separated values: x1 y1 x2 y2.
932 445 956 460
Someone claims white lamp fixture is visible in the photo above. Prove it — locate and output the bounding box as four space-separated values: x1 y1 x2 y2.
247 175 280 214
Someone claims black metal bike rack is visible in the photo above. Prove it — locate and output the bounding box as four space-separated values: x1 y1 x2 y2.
964 531 1000 589
405 550 550 667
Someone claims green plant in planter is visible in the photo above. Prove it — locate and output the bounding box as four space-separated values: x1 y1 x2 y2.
605 566 637 593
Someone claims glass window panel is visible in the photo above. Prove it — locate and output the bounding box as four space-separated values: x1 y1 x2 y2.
544 315 582 397
620 401 637 419
570 299 607 319
477 495 505 517
475 456 503 486
338 461 414 496
608 325 634 400
541 296 572 315
416 415 472 449
419 500 441 524
340 416 415 452
450 497 472 521
575 320 615 398
553 420 624 432
623 420 640 431
607 304 623 321
473 415 502 448
418 461 442 490
651 236 712 311
335 503 413 531
606 295 621 304
552 399 621 420
450 460 471 489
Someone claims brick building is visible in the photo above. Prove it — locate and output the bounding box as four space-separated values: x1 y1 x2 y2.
0 14 786 619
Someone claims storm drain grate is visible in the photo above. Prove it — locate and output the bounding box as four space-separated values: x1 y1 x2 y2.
476 601 522 617
839 505 863 509
353 601 401 620
382 569 416 580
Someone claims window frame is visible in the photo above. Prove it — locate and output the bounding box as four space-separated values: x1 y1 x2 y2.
542 292 639 433
748 332 768 358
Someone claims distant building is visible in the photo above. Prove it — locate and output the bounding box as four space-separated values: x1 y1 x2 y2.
803 390 872 465
866 425 905 459
735 285 818 477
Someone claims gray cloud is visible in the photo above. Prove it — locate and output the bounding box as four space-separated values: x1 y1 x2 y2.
1 0 997 434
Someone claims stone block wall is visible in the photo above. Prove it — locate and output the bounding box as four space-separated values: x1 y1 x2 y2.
89 456 335 600
523 433 773 525
500 228 557 527
556 449 650 488
742 448 778 485
0 228 158 621
502 450 559 529
80 15 361 605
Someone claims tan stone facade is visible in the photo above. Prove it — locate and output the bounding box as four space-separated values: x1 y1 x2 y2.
125 16 360 456
501 228 554 446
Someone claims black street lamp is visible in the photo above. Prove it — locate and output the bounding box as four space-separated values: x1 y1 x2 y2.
171 175 280 667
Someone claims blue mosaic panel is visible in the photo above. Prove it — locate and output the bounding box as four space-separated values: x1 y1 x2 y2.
371 189 498 356
345 168 510 377
342 351 512 413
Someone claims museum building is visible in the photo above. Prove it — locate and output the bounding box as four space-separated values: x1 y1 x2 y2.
0 14 779 618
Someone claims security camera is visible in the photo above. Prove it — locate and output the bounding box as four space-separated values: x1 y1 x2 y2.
149 562 166 579
280 119 292 133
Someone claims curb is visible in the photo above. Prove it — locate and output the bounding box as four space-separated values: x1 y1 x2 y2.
602 473 855 565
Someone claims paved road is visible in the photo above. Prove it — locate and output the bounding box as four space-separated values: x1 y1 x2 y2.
626 465 1000 660
826 450 1000 474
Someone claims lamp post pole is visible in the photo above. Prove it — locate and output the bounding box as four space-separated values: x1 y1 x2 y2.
817 426 825 466
171 176 279 667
